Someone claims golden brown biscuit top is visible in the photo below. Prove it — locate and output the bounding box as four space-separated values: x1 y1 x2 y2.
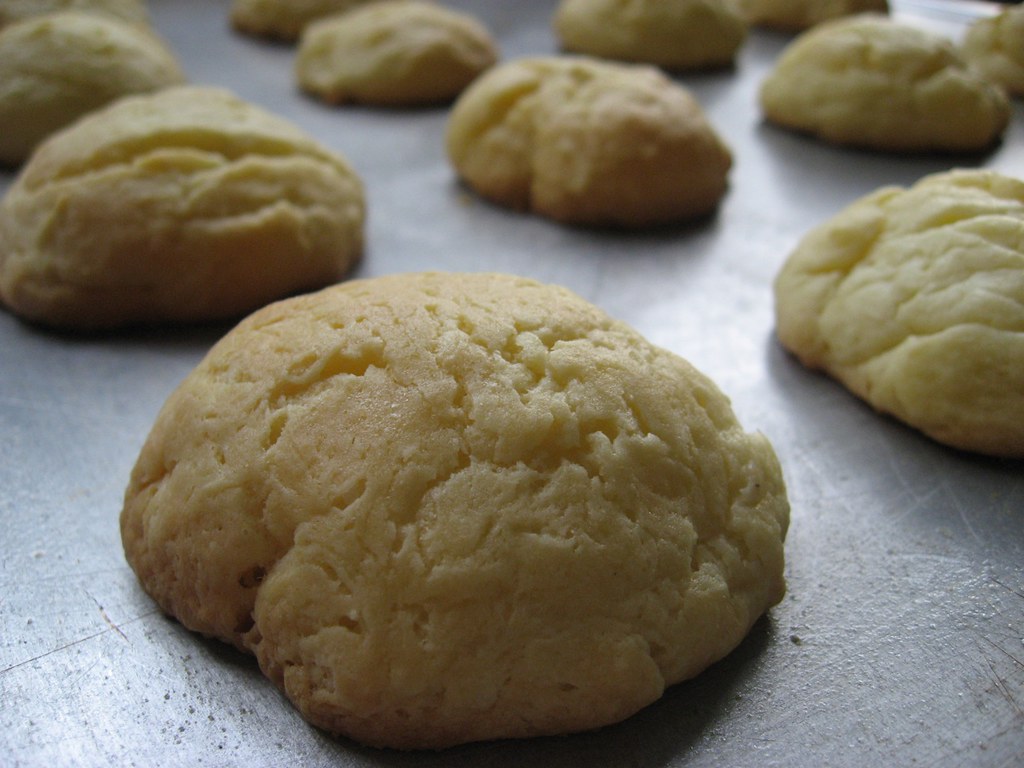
20 84 354 190
122 271 790 748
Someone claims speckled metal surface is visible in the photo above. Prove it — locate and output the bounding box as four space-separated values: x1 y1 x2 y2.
1 1 1022 766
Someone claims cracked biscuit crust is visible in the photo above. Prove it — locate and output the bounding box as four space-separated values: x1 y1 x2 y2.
446 56 732 228
296 0 498 106
774 169 1024 458
121 271 789 750
0 85 364 330
759 15 1010 152
0 11 186 166
553 0 747 71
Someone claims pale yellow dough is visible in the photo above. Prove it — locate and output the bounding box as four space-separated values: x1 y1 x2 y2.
553 0 747 71
774 169 1024 458
0 11 185 166
0 0 148 27
0 85 364 330
760 14 1010 152
446 56 732 228
296 1 498 106
735 0 887 31
231 0 379 42
121 271 790 750
962 5 1024 97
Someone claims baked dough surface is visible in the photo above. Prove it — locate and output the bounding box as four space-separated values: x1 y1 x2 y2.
962 5 1024 97
0 85 364 330
774 169 1024 458
553 0 747 71
735 0 887 31
446 56 732 228
231 0 378 42
0 11 185 166
121 271 790 750
296 0 497 106
760 14 1010 152
0 0 148 27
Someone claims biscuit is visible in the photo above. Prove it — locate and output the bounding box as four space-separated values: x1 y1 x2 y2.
962 5 1024 97
231 0 379 42
0 85 365 330
773 169 1024 458
0 0 148 27
0 11 185 166
296 1 498 106
121 271 790 750
735 0 887 31
553 0 747 71
759 15 1010 153
446 56 732 228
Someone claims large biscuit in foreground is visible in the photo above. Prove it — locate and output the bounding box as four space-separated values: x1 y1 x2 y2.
121 271 790 750
446 56 732 228
962 5 1024 97
735 0 887 31
774 170 1024 458
296 0 497 106
0 85 364 330
0 11 186 166
760 15 1010 152
553 0 747 71
0 0 149 27
231 0 379 42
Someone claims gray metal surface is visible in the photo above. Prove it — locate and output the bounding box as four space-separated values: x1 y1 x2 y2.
2 1 1022 765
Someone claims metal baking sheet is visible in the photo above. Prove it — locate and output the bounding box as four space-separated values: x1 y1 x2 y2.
2 1 1022 765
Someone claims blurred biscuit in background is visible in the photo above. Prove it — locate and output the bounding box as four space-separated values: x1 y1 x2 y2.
296 0 498 106
735 0 888 31
0 85 365 330
0 11 185 166
554 0 747 71
760 14 1010 152
962 4 1024 97
774 169 1024 458
447 56 732 228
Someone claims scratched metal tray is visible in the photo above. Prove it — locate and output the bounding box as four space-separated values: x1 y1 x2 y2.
2 1 1022 766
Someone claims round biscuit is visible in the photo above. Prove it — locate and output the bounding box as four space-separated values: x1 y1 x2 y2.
0 85 365 330
773 169 1024 458
759 14 1010 153
735 0 887 32
446 56 732 228
296 0 498 106
0 11 185 166
0 0 148 27
121 271 790 750
231 0 380 42
553 0 747 71
962 5 1024 97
